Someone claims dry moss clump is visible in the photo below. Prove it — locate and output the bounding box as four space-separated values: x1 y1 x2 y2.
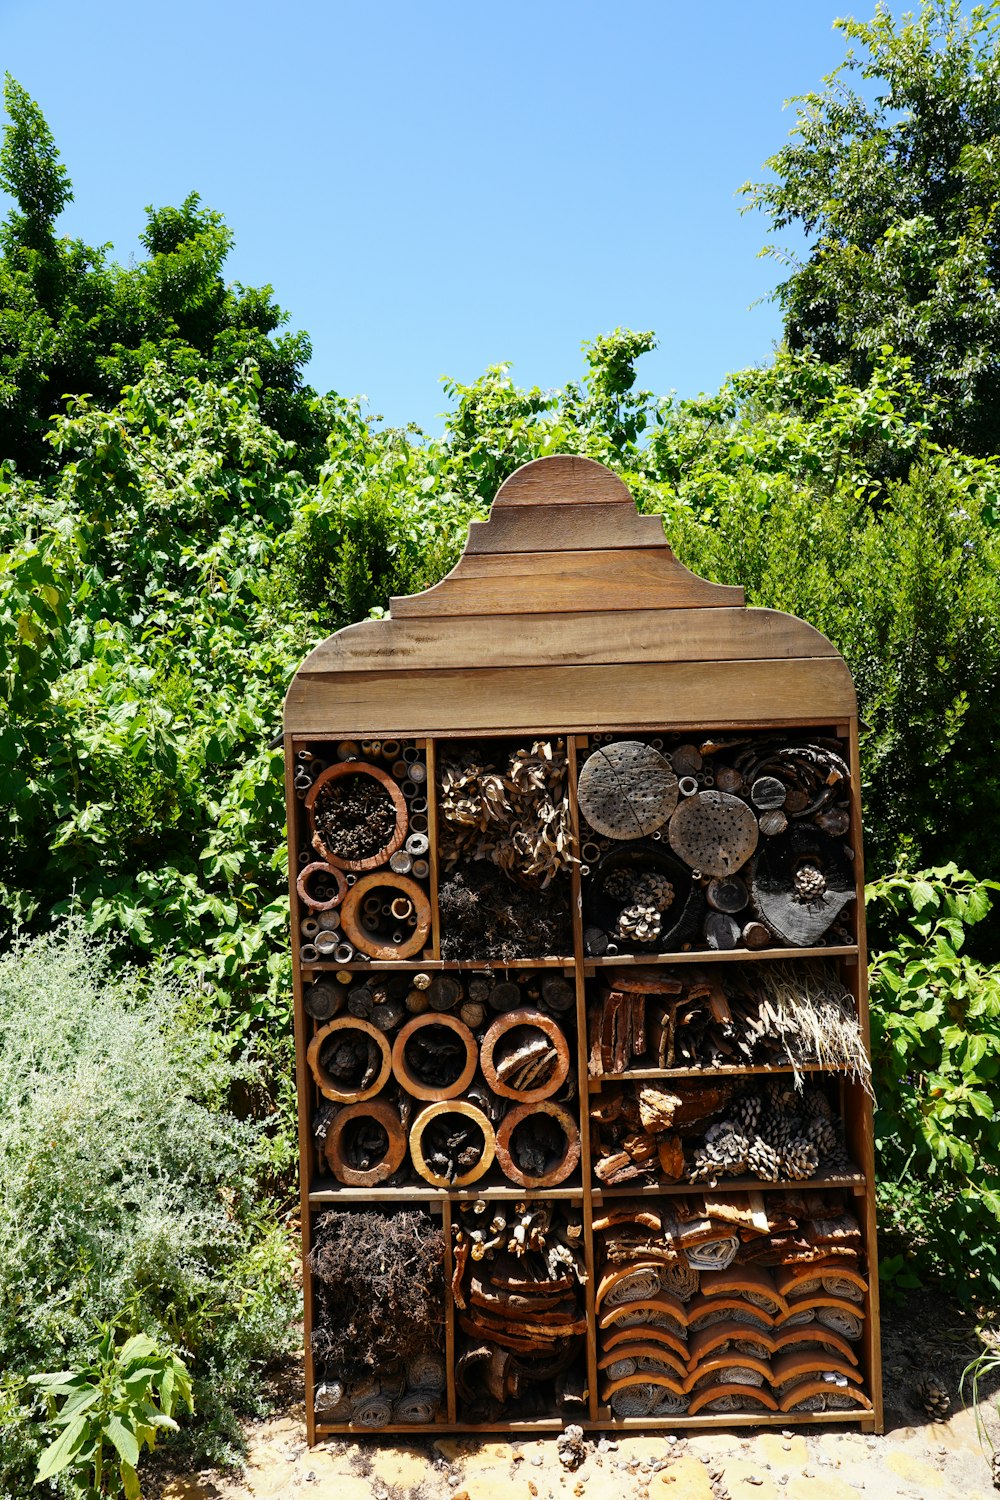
310 1208 444 1378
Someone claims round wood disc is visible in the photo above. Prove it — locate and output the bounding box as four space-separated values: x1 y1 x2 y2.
296 860 348 912
307 1016 392 1102
495 1101 581 1187
409 1101 496 1187
392 1012 478 1101
577 741 679 840
305 761 408 870
480 1008 571 1102
667 790 759 877
324 1099 407 1186
340 872 432 960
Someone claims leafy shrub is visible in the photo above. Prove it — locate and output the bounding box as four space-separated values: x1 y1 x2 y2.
867 866 1000 1300
670 454 1000 881
0 926 297 1499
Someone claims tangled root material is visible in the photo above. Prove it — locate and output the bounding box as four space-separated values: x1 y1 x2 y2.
310 1209 445 1377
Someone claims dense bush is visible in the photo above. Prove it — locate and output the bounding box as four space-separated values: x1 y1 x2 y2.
0 927 297 1498
867 867 1000 1300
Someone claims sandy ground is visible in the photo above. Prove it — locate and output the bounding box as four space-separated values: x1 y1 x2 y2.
157 1294 1000 1500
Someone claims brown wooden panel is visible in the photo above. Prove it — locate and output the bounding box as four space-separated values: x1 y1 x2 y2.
391 548 744 617
284 657 856 735
492 453 633 506
464 504 668 554
295 608 840 677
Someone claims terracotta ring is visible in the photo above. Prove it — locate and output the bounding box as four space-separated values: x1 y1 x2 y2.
480 1008 571 1102
296 861 348 912
340 873 432 960
324 1099 407 1186
392 1013 478 1101
409 1101 496 1188
305 761 408 870
307 1016 391 1102
495 1101 581 1188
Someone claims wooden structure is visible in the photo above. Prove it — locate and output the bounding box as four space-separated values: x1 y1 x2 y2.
284 454 882 1438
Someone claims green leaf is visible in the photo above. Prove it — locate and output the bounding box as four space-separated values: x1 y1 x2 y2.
121 1460 141 1500
105 1411 140 1467
34 1412 88 1483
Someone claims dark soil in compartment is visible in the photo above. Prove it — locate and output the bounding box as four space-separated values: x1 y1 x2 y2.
438 863 572 960
313 773 396 862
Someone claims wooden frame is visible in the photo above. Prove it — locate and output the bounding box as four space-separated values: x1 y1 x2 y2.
284 454 882 1440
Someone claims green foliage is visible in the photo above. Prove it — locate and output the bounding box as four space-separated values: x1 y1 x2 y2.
0 78 320 478
867 867 1000 1299
30 1329 193 1499
0 926 297 1498
668 440 1000 879
743 1 1000 453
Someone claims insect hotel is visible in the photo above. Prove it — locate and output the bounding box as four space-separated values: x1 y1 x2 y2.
283 454 882 1438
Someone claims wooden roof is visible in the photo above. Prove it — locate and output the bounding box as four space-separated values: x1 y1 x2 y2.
284 455 855 736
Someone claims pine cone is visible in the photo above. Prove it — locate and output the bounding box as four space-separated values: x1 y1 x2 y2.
731 1092 763 1134
991 1448 1000 1490
704 1122 750 1174
914 1376 950 1423
801 1086 833 1120
794 863 827 901
806 1116 839 1159
746 1138 782 1181
782 1137 820 1180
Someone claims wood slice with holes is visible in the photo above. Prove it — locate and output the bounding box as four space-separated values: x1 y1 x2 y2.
668 790 759 877
577 740 679 840
324 1098 407 1186
307 1016 392 1102
495 1100 581 1187
391 1012 478 1101
409 1100 496 1187
480 1008 571 1102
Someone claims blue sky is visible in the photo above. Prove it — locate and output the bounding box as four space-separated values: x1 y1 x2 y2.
3 1 855 431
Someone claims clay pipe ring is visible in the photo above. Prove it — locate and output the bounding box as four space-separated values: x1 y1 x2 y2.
340 873 432 960
324 1099 407 1186
480 1008 571 1102
305 761 408 871
307 1016 391 1102
495 1101 581 1188
409 1100 496 1188
392 1012 478 1101
296 861 348 912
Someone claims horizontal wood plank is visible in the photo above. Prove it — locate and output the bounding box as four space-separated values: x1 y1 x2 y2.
464 504 669 554
284 656 856 734
391 548 744 616
492 454 632 506
295 607 840 676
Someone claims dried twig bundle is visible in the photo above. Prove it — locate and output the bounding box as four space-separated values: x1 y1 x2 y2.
752 964 873 1096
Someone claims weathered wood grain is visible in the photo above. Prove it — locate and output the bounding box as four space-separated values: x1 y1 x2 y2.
284 657 856 735
293 608 840 678
391 548 743 617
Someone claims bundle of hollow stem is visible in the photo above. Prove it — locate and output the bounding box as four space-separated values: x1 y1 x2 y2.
750 963 873 1096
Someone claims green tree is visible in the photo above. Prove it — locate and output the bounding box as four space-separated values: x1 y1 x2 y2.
0 77 322 477
743 1 1000 453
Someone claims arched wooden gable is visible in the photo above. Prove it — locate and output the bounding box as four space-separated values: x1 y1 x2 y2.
283 454 855 738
